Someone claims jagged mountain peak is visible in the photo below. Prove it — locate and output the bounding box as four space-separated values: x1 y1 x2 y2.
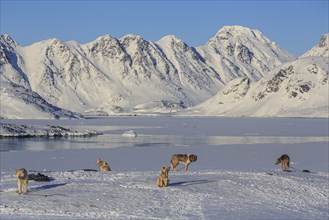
156 35 194 53
157 35 185 44
119 34 151 51
217 25 261 37
95 34 116 42
319 33 329 48
207 25 273 48
42 38 73 58
301 33 329 58
0 34 19 50
197 26 294 84
49 38 64 45
0 34 18 47
35 38 64 47
120 34 146 43
156 35 190 52
86 34 122 56
26 38 69 54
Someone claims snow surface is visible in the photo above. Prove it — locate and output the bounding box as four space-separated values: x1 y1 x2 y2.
0 117 328 219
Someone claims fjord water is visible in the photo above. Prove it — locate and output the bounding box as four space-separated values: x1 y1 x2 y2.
1 117 328 172
1 117 328 151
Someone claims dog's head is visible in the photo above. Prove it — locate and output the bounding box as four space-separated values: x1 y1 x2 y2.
161 166 170 175
275 158 281 165
96 159 104 166
16 168 27 179
189 154 198 162
275 154 289 164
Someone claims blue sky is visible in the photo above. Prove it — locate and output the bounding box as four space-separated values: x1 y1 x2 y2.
1 0 328 56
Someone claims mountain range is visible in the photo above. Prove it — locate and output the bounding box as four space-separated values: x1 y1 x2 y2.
0 26 327 118
183 33 328 117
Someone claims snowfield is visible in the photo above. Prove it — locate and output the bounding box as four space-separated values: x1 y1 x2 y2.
0 117 328 219
1 169 328 220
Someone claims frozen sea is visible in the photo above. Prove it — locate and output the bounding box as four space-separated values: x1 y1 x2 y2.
0 117 328 219
1 117 328 171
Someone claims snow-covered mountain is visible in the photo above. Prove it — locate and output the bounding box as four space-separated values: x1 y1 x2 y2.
0 26 295 118
0 35 81 119
196 26 294 83
183 56 328 117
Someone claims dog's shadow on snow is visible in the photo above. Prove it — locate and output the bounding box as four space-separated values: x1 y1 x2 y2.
31 183 67 192
170 179 216 187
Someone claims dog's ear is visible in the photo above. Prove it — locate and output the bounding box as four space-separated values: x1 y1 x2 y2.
162 166 166 170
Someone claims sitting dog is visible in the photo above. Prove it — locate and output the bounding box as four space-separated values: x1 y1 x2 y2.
275 154 290 171
96 158 111 171
171 154 197 171
16 168 28 194
157 166 170 187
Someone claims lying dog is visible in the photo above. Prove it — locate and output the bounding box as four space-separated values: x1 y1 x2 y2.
157 166 170 187
16 168 28 194
96 158 111 171
275 154 290 171
171 154 197 171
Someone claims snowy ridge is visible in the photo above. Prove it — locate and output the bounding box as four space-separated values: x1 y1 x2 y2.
1 26 295 118
182 56 328 117
301 33 329 58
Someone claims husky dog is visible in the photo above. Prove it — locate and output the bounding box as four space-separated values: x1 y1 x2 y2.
96 159 111 171
275 154 290 171
157 166 170 187
171 154 197 171
16 168 28 194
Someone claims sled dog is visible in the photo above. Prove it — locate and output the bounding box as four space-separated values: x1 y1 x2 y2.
171 154 197 171
16 168 28 194
157 166 170 187
275 154 290 171
96 158 111 171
